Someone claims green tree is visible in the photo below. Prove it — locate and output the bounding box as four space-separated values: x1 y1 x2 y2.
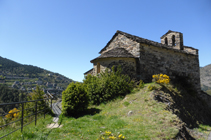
0 84 26 112
25 86 48 117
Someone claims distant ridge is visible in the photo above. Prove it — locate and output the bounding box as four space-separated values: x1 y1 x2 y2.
0 56 74 89
200 64 211 94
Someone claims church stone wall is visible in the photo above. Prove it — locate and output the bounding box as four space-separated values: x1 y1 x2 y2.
139 43 201 93
183 46 198 55
93 58 137 79
102 34 140 58
161 32 183 50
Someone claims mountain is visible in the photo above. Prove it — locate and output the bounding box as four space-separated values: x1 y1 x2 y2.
0 56 74 91
200 64 211 95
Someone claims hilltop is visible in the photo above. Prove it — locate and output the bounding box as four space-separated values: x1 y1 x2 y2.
3 82 211 139
200 64 211 95
0 56 74 92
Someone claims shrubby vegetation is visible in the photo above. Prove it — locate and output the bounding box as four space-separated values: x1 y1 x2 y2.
147 74 170 91
152 74 170 84
138 80 145 89
5 108 20 121
0 84 27 112
61 71 173 117
0 86 51 133
84 66 134 104
147 85 157 91
62 66 135 116
62 82 89 116
24 86 49 116
84 66 134 105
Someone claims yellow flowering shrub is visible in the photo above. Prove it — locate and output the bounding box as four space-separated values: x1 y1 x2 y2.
5 108 20 120
152 74 170 84
98 131 126 140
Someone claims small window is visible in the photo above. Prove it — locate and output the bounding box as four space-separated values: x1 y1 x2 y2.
165 37 168 45
97 63 100 74
172 35 175 46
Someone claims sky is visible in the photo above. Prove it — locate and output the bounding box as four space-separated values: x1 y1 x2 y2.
0 0 211 82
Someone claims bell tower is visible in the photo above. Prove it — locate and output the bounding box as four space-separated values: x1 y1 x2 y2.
160 30 184 50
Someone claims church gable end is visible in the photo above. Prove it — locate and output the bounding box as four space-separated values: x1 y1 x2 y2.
99 32 140 58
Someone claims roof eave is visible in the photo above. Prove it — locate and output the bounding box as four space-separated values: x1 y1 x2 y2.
84 68 93 75
91 56 138 63
160 30 182 39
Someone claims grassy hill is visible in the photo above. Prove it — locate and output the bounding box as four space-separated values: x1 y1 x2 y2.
200 64 211 95
2 82 211 140
0 56 74 90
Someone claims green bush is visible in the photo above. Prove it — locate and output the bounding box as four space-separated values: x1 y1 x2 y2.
147 85 157 91
83 74 103 104
62 82 89 116
138 80 145 89
84 66 134 105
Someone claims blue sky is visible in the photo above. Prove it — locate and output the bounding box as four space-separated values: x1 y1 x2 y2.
0 0 211 82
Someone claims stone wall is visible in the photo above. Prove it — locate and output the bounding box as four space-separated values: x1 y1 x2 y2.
161 32 183 50
139 43 201 93
101 34 140 57
92 58 137 79
200 91 211 108
183 46 198 55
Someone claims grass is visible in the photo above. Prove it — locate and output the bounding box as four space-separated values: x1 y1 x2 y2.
54 83 181 139
1 83 211 139
0 114 54 140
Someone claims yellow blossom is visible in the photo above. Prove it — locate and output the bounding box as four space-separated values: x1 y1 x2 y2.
118 134 122 138
152 74 170 84
105 131 111 135
109 136 116 139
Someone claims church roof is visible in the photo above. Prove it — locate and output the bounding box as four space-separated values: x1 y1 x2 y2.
160 30 182 39
99 30 198 55
84 68 93 75
91 47 136 63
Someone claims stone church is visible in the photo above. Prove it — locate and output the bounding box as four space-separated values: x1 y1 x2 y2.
84 30 201 94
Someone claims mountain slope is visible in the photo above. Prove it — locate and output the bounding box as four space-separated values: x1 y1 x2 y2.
0 56 45 75
200 64 211 93
0 56 74 90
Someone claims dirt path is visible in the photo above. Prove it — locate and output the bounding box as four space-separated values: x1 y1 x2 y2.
47 100 63 128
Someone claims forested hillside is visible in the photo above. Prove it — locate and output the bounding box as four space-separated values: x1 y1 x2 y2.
0 56 74 90
0 84 27 112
